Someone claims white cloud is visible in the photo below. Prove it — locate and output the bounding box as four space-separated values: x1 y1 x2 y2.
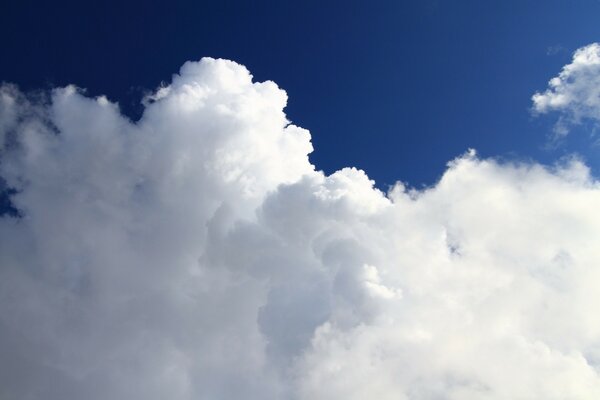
1 57 600 399
533 43 600 135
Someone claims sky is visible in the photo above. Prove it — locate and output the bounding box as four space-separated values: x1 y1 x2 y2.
2 1 600 399
3 0 600 186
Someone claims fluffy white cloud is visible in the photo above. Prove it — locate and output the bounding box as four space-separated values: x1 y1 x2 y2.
532 42 600 135
1 57 600 399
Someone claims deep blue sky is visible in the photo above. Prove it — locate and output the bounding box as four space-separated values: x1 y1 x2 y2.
2 0 600 188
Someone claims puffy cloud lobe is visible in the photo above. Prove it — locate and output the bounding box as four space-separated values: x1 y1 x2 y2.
532 43 600 135
1 57 600 399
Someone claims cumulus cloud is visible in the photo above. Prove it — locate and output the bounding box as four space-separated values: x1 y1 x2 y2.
533 42 600 135
1 57 600 399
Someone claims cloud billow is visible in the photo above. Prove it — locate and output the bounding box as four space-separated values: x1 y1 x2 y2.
533 42 600 136
1 56 600 399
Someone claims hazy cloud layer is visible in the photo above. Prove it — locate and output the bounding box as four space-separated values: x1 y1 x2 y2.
533 42 600 135
1 57 600 399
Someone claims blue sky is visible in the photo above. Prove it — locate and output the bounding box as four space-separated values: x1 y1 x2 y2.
3 0 600 187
